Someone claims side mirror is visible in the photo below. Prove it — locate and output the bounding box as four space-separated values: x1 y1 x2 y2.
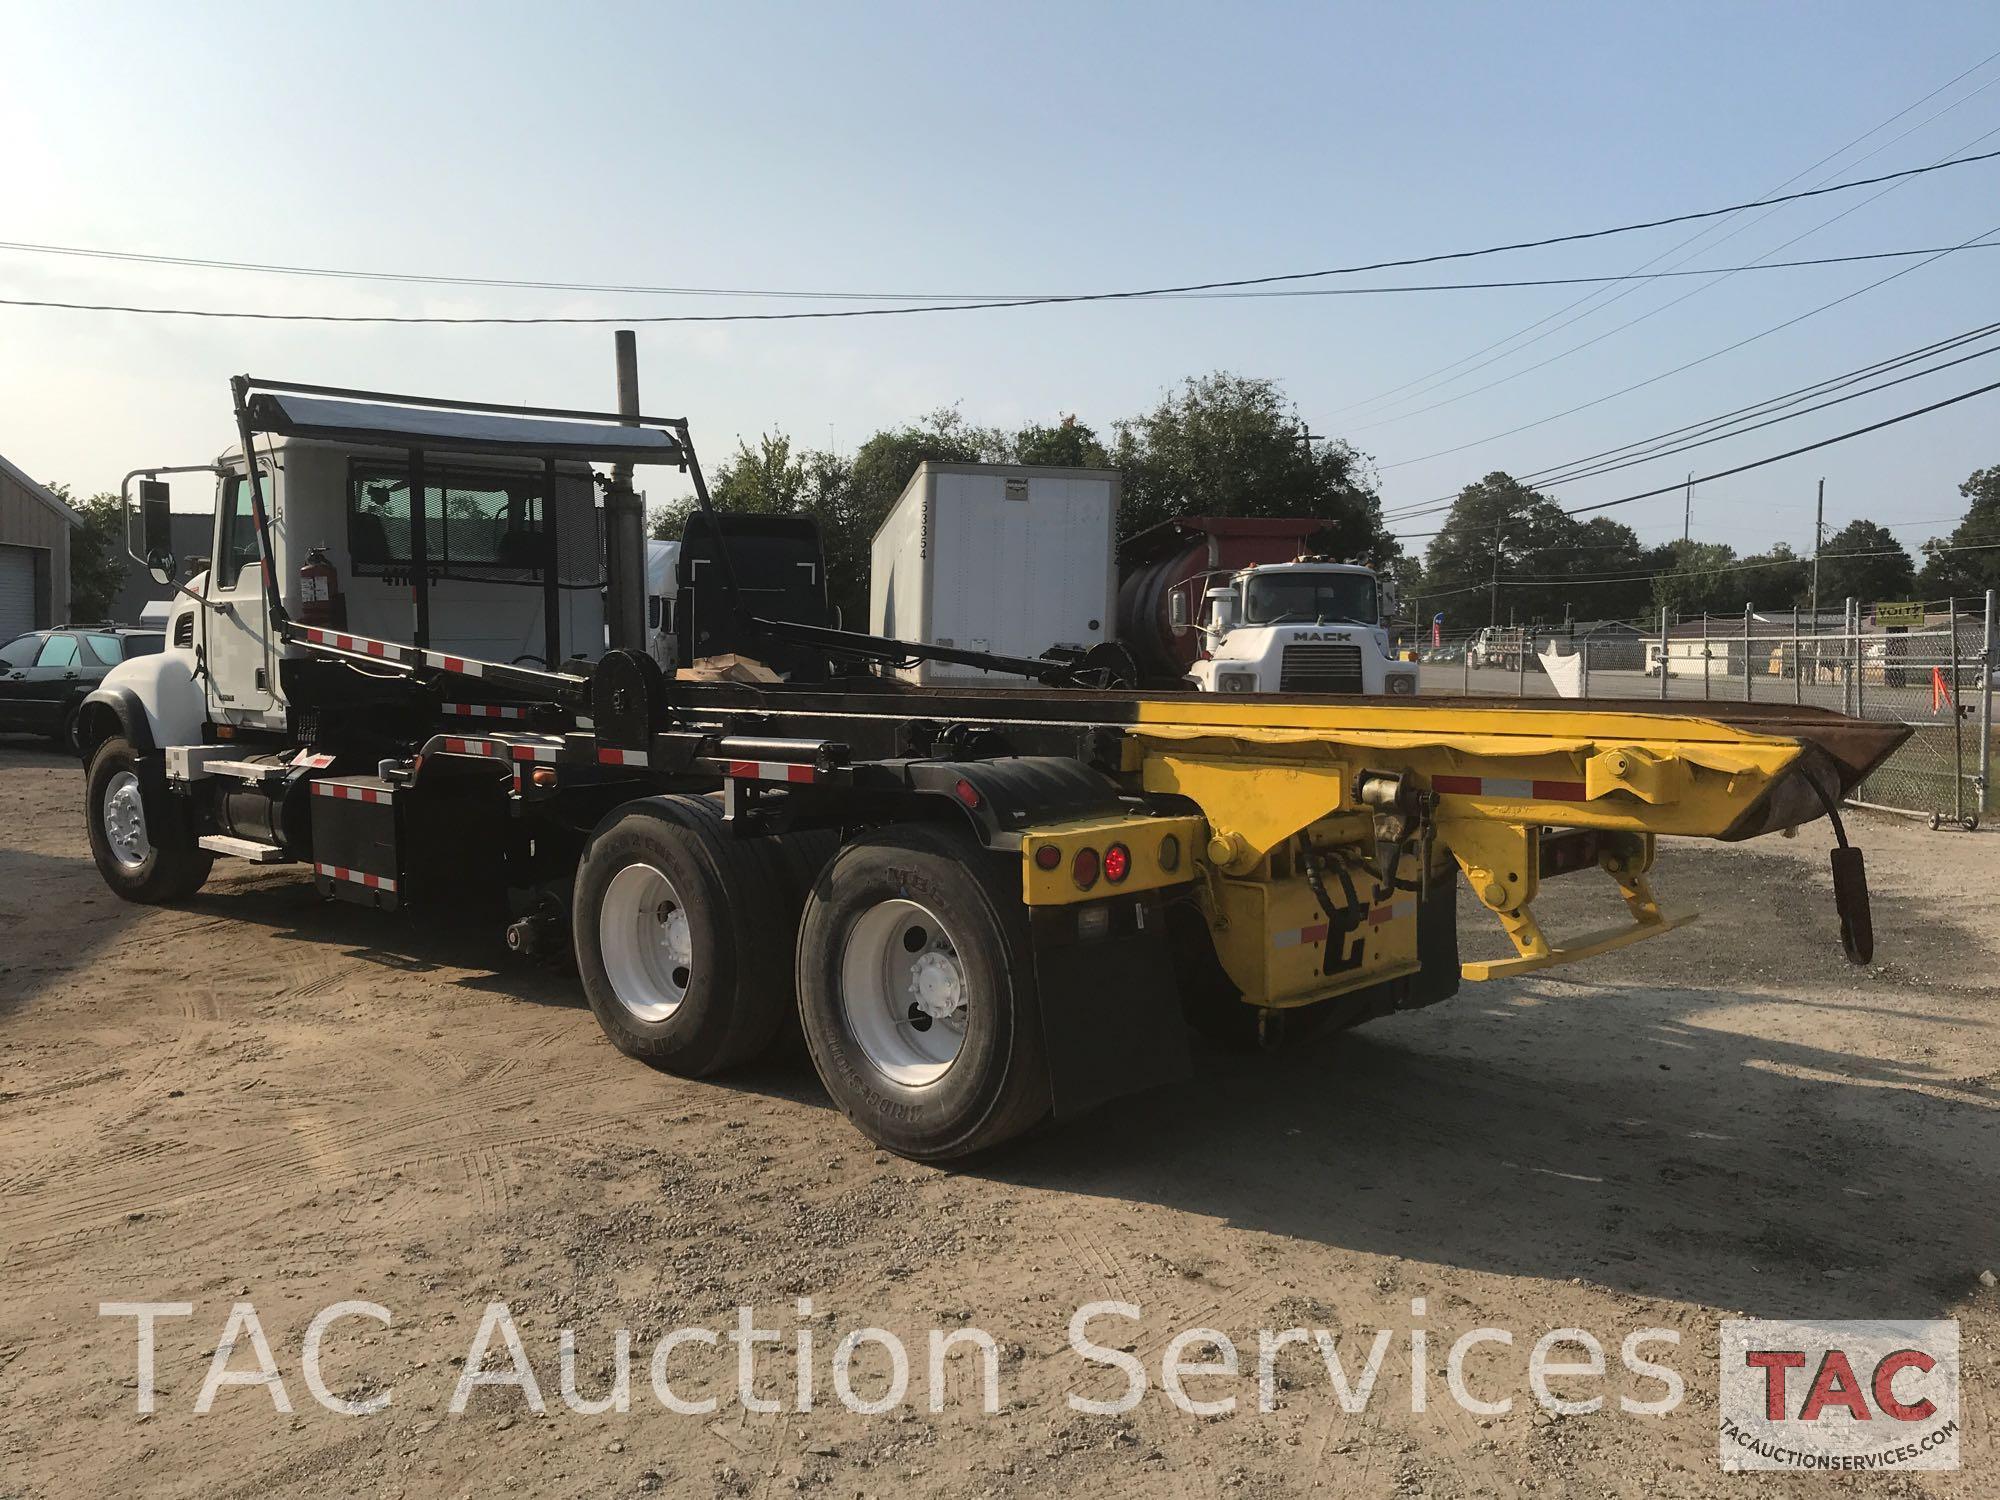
1168 588 1190 632
140 479 177 584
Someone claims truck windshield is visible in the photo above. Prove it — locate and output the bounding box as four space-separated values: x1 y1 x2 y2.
1241 572 1377 626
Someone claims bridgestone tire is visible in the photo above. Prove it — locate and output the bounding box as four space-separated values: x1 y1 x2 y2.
573 795 795 1077
85 736 213 904
796 824 1050 1162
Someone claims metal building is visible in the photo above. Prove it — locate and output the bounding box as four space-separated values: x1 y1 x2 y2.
0 453 80 638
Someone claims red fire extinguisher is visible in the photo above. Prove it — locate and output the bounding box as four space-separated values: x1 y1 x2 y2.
299 544 345 628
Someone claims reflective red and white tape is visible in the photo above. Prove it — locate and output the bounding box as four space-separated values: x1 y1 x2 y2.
311 782 390 803
441 703 526 720
1272 898 1415 950
726 760 817 783
314 862 396 892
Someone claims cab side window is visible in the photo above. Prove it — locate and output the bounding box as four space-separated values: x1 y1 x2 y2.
35 635 81 669
215 474 267 590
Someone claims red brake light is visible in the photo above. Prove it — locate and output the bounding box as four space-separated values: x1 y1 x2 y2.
1034 844 1061 871
1072 847 1100 889
1103 843 1131 883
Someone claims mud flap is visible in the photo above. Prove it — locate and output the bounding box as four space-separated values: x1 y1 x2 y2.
1030 892 1192 1120
1830 845 1873 965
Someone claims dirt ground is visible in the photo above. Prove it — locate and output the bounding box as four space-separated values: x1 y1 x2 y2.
1 738 1995 1498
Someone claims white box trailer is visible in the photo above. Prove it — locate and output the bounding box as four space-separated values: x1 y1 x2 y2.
869 462 1118 685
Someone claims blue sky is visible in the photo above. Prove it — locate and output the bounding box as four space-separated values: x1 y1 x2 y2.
2 1 1996 574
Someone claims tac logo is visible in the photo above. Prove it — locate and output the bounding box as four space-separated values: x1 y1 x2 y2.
1718 1319 1959 1472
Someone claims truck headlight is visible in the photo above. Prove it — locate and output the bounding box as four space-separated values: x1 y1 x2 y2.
1216 671 1257 693
1386 673 1417 696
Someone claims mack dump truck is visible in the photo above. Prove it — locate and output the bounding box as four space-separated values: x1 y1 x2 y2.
1117 514 1411 695
77 376 1905 1162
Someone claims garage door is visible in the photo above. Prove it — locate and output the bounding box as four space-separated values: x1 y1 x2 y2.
0 546 36 641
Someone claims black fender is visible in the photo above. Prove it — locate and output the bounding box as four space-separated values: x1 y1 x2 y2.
901 755 1127 848
77 686 155 759
905 757 1189 1119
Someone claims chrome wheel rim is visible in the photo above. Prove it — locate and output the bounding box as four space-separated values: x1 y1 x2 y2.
102 771 152 870
599 864 693 1023
840 899 968 1087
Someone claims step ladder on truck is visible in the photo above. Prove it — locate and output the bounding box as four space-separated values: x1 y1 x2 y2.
79 376 1908 1162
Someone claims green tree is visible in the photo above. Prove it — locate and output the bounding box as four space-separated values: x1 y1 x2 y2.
1110 373 1392 565
48 483 128 621
1420 473 1649 630
1915 464 2000 599
1738 542 1810 611
1815 518 1914 605
1649 540 1740 617
1009 414 1109 469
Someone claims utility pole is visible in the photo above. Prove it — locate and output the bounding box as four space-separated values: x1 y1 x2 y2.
1489 514 1502 628
605 330 648 651
1809 476 1824 625
1682 472 1693 544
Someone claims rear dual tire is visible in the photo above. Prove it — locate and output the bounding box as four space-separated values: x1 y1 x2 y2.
572 795 829 1077
796 825 1051 1162
574 805 1051 1160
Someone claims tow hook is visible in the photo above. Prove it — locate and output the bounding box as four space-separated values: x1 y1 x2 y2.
1830 843 1873 965
1811 780 1873 965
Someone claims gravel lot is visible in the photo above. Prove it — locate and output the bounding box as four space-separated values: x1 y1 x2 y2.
1 739 1995 1497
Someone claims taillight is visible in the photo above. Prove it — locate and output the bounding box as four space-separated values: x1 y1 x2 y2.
1158 833 1181 872
1103 843 1130 883
1072 847 1100 889
1034 844 1061 871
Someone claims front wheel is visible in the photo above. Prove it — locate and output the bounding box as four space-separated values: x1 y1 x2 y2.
796 824 1051 1161
85 736 213 903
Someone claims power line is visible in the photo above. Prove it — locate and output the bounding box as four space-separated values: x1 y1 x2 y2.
2 146 1999 318
1375 220 2000 475
1504 335 2000 491
1388 375 2000 540
1322 50 2000 420
1516 320 2000 487
1379 318 2000 522
1341 79 2000 428
1563 381 2000 518
9 246 2000 326
1353 120 2000 435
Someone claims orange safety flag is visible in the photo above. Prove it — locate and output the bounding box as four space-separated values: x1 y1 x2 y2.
1931 665 1955 714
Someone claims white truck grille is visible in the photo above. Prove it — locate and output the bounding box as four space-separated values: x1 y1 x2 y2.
1278 643 1364 694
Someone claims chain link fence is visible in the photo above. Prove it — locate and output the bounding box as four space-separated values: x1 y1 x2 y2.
1413 590 1996 826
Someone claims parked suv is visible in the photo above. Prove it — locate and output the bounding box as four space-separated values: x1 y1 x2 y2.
0 626 164 752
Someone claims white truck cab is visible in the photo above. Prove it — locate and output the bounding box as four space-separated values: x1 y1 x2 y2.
1184 559 1415 697
107 434 606 740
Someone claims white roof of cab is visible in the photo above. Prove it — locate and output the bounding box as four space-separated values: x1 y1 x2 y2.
247 393 685 467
